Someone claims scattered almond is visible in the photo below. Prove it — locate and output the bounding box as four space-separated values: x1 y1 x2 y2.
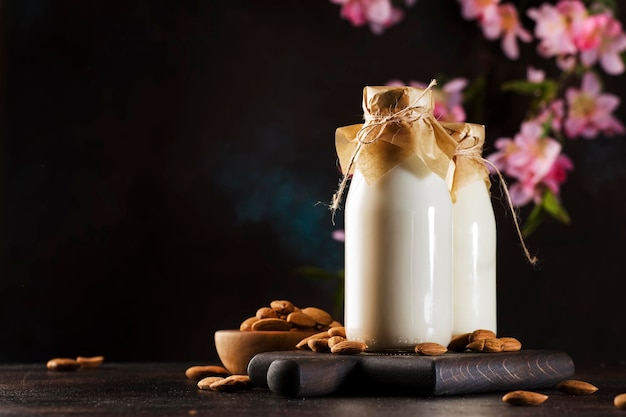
255 307 278 320
239 316 258 331
556 379 599 395
300 307 334 326
469 329 497 343
308 338 330 353
614 393 626 409
296 331 330 349
286 311 317 328
270 300 296 315
447 333 471 352
502 390 548 406
328 326 346 338
415 342 447 356
327 336 346 349
251 318 292 331
197 376 224 390
209 375 254 392
46 358 81 371
76 356 104 368
330 340 367 355
499 337 522 352
185 365 230 380
466 338 504 353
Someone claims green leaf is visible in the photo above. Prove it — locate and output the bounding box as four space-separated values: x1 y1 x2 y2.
542 189 571 224
501 79 558 101
521 203 546 237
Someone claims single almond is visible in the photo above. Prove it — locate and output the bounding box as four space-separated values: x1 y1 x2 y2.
447 333 471 352
300 307 333 326
328 321 344 328
330 340 367 355
499 337 522 352
327 336 346 349
415 342 447 356
239 316 259 331
185 365 230 380
557 379 599 395
251 318 291 331
255 307 278 320
46 358 80 371
327 326 346 338
197 376 224 390
76 356 104 368
295 331 330 349
286 311 317 328
502 390 548 406
614 393 626 409
469 329 497 343
308 338 330 353
270 300 296 315
467 338 504 353
209 375 253 392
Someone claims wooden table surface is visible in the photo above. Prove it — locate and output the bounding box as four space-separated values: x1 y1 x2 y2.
1 361 625 416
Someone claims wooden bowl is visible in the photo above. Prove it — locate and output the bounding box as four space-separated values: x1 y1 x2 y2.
214 330 318 375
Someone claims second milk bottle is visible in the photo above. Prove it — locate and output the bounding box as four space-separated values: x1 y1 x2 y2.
444 122 497 337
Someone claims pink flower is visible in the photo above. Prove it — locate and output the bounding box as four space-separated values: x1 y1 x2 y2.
331 0 409 35
526 66 545 83
481 3 532 59
576 13 626 75
387 78 468 122
457 0 500 21
536 99 565 136
487 120 565 206
527 0 587 69
543 154 574 197
564 71 625 138
332 229 345 242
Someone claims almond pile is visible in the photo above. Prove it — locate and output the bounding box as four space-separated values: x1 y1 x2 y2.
446 329 522 354
239 300 342 333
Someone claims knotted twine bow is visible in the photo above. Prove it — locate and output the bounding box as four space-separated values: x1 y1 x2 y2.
443 122 538 266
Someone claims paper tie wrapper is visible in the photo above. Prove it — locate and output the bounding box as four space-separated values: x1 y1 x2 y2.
442 122 491 202
335 86 458 185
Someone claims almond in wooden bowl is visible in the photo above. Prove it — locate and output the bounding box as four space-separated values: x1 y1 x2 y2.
214 330 318 375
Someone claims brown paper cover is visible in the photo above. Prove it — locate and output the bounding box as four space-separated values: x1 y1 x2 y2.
335 86 457 184
442 122 491 201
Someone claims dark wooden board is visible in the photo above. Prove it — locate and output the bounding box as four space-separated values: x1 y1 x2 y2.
248 350 575 397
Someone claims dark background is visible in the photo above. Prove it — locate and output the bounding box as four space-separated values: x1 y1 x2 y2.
2 1 625 366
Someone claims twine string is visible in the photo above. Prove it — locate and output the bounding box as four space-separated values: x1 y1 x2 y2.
455 134 538 266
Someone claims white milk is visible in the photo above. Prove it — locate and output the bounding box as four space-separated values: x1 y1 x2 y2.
344 153 454 350
452 159 497 336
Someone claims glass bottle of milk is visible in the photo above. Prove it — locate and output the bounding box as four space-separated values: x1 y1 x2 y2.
443 122 497 336
336 86 457 351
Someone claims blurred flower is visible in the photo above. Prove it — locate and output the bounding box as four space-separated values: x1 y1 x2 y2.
481 3 532 59
332 229 345 242
457 0 500 21
576 13 626 75
488 120 572 206
526 66 545 83
527 0 586 70
330 0 414 35
564 71 625 138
